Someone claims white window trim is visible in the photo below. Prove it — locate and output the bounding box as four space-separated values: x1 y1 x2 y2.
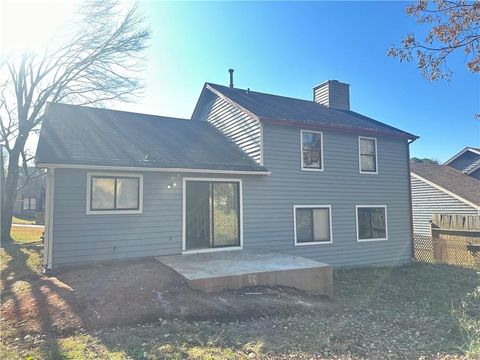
358 136 378 174
86 172 143 215
182 177 243 253
355 205 388 242
293 205 333 246
300 129 324 172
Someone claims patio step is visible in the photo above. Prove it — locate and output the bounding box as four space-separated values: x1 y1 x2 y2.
156 251 333 298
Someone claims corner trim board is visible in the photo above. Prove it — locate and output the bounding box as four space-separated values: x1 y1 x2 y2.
44 168 55 269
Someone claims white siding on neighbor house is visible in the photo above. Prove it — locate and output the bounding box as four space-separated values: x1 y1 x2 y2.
411 176 479 235
194 94 262 164
50 126 414 268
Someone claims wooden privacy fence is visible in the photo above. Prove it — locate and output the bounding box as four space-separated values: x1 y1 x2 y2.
413 214 480 268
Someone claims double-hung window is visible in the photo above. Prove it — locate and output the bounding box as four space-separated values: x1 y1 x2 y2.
87 173 143 214
359 137 378 173
23 197 37 210
294 205 332 245
301 130 323 171
356 205 387 241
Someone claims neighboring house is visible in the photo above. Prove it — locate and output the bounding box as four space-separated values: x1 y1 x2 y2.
36 79 418 270
444 147 480 180
410 163 480 236
13 168 46 218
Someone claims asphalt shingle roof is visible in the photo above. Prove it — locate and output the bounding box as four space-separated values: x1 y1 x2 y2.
206 83 417 139
411 163 480 207
36 103 268 172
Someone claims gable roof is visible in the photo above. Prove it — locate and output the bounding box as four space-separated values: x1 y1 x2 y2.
444 147 480 173
36 103 268 173
193 83 417 140
410 163 480 208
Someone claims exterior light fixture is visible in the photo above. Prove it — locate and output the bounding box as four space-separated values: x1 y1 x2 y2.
167 176 179 189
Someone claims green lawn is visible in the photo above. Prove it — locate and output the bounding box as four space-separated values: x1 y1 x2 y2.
1 228 478 359
10 225 44 244
1 226 43 280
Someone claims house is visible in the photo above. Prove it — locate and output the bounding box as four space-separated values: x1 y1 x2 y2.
13 167 46 220
443 147 480 179
36 79 418 270
410 163 480 236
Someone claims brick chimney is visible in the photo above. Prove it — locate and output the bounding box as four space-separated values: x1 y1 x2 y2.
313 80 350 111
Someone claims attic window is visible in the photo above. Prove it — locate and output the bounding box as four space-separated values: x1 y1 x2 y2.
301 130 323 171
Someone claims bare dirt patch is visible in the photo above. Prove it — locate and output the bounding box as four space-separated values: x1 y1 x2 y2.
2 258 330 334
1 244 478 359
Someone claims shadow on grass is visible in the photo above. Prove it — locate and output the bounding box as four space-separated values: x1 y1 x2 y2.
0 238 85 358
1 237 478 359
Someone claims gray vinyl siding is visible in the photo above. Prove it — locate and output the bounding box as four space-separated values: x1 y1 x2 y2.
411 176 479 235
52 169 183 265
239 124 412 267
448 152 480 173
194 94 262 164
470 168 480 180
51 127 413 268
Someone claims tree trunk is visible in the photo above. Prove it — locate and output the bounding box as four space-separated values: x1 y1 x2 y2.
1 149 21 244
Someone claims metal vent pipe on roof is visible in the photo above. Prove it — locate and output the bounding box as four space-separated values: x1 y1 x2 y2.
228 69 234 88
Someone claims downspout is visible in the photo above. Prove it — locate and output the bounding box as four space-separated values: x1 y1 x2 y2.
406 138 417 261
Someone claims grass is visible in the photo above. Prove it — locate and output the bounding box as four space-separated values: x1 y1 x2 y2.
10 225 43 244
12 216 35 225
1 225 43 299
0 226 478 359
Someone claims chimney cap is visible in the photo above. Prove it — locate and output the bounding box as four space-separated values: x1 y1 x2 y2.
313 79 349 90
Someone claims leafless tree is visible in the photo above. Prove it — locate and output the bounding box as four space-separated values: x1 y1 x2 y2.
0 0 150 242
388 0 480 81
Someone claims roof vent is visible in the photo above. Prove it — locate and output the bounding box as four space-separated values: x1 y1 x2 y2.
228 69 234 88
313 80 350 111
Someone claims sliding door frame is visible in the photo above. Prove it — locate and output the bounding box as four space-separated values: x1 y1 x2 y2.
182 177 243 254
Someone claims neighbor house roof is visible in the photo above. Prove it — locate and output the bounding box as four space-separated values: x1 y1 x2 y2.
194 83 417 140
444 146 480 174
410 163 480 207
36 103 268 173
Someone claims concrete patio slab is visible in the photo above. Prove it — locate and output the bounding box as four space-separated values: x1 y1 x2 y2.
156 251 333 297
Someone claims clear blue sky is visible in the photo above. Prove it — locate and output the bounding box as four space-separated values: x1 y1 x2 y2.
120 1 479 163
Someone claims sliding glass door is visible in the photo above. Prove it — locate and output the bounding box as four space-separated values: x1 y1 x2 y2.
185 180 240 251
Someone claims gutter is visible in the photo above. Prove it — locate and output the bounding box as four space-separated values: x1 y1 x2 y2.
259 117 419 141
36 163 272 176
